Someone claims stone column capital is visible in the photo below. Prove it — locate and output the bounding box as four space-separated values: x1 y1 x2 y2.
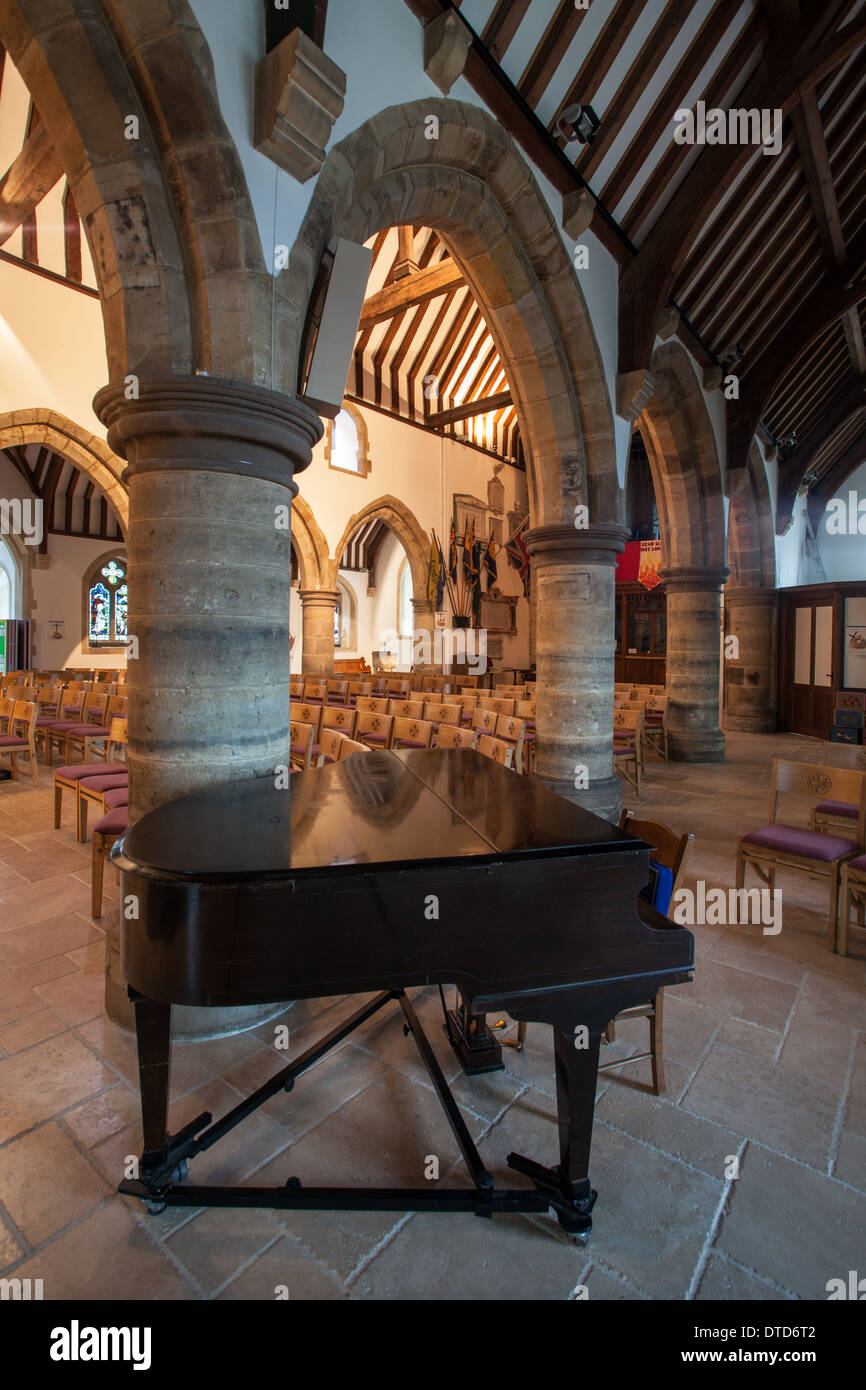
298 587 340 608
524 522 629 567
94 375 323 490
411 597 435 614
661 564 730 593
724 585 778 606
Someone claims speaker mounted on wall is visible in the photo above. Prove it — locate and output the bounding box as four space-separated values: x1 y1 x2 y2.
299 237 373 419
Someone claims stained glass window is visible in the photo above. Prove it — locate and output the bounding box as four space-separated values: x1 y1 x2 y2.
87 556 128 645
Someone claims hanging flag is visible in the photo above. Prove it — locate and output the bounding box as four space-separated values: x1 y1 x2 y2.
483 534 498 591
448 521 458 583
506 529 531 597
471 539 482 618
638 539 662 590
436 541 446 608
462 518 475 578
426 535 440 605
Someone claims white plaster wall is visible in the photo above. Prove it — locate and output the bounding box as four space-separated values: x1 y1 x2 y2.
815 459 866 582
32 534 128 670
0 262 107 430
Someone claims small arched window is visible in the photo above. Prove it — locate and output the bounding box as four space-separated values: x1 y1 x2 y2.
325 401 371 477
83 552 128 650
398 557 413 641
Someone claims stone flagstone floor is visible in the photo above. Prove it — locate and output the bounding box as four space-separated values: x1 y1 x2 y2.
0 730 863 1300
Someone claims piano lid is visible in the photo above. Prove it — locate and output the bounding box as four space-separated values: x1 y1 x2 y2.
116 748 645 883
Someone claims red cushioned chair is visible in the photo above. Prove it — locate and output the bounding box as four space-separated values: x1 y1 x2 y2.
91 807 128 918
77 772 129 842
54 760 127 830
736 759 866 950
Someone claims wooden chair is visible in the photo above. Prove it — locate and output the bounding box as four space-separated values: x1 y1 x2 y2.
317 728 347 767
392 716 432 749
434 723 477 750
290 701 322 739
471 706 498 737
598 812 694 1094
477 734 515 769
423 701 461 733
303 682 327 707
289 721 316 771
338 737 371 761
613 707 644 794
355 711 394 750
78 775 128 842
0 701 38 782
643 695 668 761
326 678 350 706
92 807 128 918
736 759 866 950
389 699 425 719
480 696 516 717
386 677 411 698
355 696 389 714
54 754 127 831
47 692 109 765
91 681 116 696
64 695 125 765
838 855 866 957
813 742 866 833
289 677 305 699
495 714 527 773
0 695 13 733
320 705 357 742
347 680 372 705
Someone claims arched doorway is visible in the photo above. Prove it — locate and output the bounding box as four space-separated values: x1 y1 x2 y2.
640 342 728 761
284 99 623 814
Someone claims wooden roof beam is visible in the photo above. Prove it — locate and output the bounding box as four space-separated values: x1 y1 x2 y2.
806 422 866 528
774 377 866 530
426 390 513 428
619 10 866 378
726 220 866 482
0 123 63 246
358 258 463 328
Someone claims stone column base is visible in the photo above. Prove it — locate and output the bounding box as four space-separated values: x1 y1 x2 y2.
662 565 728 764
723 586 778 733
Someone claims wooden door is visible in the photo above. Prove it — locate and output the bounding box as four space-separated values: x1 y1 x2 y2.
783 599 836 736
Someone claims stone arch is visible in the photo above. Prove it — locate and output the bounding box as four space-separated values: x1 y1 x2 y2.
0 409 128 531
0 0 270 381
280 99 618 527
639 341 726 569
291 494 331 590
333 495 429 599
727 444 776 588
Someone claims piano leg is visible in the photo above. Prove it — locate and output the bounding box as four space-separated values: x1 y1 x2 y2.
131 994 172 1170
507 1022 602 1241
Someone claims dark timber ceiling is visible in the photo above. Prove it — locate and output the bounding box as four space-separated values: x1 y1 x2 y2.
407 0 866 522
1 445 125 550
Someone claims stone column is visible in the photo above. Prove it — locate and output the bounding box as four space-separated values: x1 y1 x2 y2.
723 586 778 733
411 596 436 671
525 523 628 823
95 376 322 1035
661 564 729 762
299 589 339 677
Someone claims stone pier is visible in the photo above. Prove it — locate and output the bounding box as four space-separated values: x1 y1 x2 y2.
662 564 729 762
723 585 778 733
300 588 341 678
95 376 322 1035
525 522 627 823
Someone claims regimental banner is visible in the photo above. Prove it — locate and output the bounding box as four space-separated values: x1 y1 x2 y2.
638 539 662 590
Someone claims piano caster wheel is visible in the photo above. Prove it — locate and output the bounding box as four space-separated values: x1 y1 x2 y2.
563 1225 591 1247
171 1160 189 1184
147 1198 167 1215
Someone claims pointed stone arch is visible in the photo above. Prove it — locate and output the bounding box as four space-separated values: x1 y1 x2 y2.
639 342 726 570
639 342 729 761
291 494 331 590
0 409 128 531
727 444 776 588
0 0 271 381
333 495 429 599
280 99 618 528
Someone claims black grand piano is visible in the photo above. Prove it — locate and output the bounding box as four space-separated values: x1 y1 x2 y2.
115 749 693 1239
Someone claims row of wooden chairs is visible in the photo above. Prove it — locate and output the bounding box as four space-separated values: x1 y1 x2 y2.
290 706 530 771
51 719 129 919
290 720 518 773
287 674 535 706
